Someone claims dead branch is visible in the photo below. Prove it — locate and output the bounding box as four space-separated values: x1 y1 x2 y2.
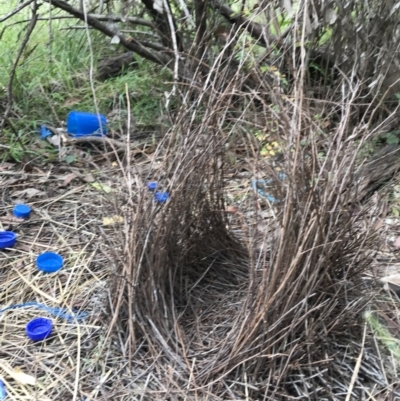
214 2 278 47
356 145 400 201
62 134 156 158
87 13 154 29
43 0 172 67
63 135 126 150
141 0 184 52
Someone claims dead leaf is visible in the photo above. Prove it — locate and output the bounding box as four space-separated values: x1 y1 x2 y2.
374 219 384 230
60 173 78 187
62 97 82 108
46 134 61 147
81 173 95 183
380 274 400 293
281 0 292 14
0 162 14 171
111 34 121 44
257 221 269 232
395 237 400 248
225 206 240 214
324 7 337 25
13 188 45 198
103 215 124 226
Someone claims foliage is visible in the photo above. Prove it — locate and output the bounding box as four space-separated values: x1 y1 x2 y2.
1 0 400 397
0 2 170 160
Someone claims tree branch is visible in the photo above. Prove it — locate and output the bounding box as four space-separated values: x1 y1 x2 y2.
88 13 154 29
195 0 208 61
43 0 172 67
141 0 184 52
214 2 278 47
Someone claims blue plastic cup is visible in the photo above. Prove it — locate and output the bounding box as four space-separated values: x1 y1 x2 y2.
67 111 107 137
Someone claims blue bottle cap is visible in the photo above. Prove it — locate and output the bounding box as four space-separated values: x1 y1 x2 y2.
0 231 17 249
147 181 158 191
0 379 6 400
26 317 53 341
154 192 169 203
36 252 64 273
13 204 31 219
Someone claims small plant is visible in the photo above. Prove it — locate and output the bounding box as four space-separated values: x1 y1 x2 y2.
381 130 400 145
254 130 281 157
365 310 400 361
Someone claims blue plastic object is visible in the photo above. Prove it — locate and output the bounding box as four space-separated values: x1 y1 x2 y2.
251 172 287 203
0 231 17 249
154 192 169 203
251 180 278 203
0 302 88 323
67 111 107 137
0 379 6 400
13 204 31 219
26 317 53 341
36 252 64 273
147 181 158 191
39 125 52 139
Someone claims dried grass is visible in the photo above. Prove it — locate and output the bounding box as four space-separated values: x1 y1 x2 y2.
0 167 114 400
2 24 400 401
105 51 400 400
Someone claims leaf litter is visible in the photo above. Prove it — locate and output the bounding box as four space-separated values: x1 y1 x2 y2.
1 129 400 399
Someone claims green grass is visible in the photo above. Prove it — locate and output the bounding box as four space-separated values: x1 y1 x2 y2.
0 1 170 162
365 310 400 361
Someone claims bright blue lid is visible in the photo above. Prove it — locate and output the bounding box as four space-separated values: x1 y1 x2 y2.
36 252 64 273
0 379 6 400
154 192 169 203
26 317 53 341
13 204 31 218
0 231 17 249
147 181 158 191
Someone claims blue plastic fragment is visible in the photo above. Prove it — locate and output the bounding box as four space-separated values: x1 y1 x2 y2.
0 380 6 400
39 125 52 139
0 302 88 323
154 192 169 203
251 172 287 203
251 180 278 203
147 181 158 191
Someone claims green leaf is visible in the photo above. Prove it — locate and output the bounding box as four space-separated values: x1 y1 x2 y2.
65 154 76 164
386 134 399 145
91 182 112 193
